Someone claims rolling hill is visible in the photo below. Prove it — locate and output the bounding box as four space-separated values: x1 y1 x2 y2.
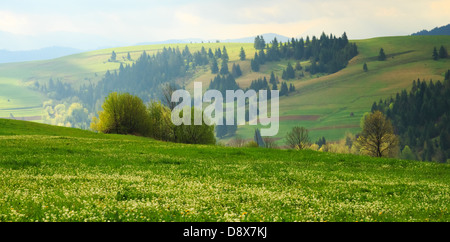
0 118 449 222
0 35 449 143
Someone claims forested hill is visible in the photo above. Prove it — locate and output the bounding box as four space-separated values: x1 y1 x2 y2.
412 24 450 36
34 32 357 131
373 72 450 163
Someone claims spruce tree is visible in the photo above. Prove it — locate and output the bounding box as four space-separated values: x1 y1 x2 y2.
272 82 278 91
254 128 265 147
239 47 246 60
269 71 277 85
222 46 229 61
208 48 214 59
280 82 289 96
236 64 242 77
220 60 229 75
211 58 219 74
110 51 117 62
378 48 386 61
432 47 439 60
215 48 222 58
250 59 260 72
285 62 295 79
282 70 287 80
363 62 368 72
254 35 266 50
289 83 295 92
439 45 448 59
231 63 242 78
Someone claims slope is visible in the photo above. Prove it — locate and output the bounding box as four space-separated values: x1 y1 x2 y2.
0 118 449 222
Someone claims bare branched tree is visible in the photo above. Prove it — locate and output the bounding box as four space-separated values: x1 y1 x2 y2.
356 111 398 157
263 137 278 149
285 126 310 149
162 83 177 110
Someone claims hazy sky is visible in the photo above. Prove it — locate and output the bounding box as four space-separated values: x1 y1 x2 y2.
1 0 449 50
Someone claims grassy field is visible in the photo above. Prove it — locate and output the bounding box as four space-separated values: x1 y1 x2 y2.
1 118 449 222
1 35 449 143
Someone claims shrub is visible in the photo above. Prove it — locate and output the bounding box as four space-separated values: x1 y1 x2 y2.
90 92 149 136
173 107 216 145
147 101 175 142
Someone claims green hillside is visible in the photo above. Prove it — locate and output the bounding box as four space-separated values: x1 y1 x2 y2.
1 35 449 143
0 118 449 222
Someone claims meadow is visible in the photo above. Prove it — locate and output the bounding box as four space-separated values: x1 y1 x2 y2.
1 119 449 222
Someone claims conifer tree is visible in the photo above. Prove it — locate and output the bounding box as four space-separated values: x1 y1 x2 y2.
222 46 229 61
439 45 448 59
272 82 278 91
211 58 219 74
280 82 289 96
215 48 222 58
285 62 295 79
250 58 260 72
239 47 246 60
231 63 242 78
110 51 117 62
378 48 386 61
432 47 439 60
289 83 295 92
220 60 229 75
254 35 266 50
254 128 265 147
269 71 277 85
208 48 214 59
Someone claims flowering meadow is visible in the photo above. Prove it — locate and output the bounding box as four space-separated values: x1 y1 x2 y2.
0 119 449 222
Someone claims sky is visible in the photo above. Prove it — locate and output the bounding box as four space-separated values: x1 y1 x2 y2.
0 0 449 50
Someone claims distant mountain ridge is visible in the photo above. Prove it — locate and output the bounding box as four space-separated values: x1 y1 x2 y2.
411 24 450 36
0 33 291 63
0 46 82 64
136 33 291 46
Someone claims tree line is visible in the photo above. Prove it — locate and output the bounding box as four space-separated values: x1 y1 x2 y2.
372 74 450 162
251 32 358 75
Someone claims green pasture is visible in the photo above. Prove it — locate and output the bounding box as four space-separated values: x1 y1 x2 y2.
0 119 449 222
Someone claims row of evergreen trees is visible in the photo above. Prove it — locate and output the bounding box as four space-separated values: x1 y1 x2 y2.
251 32 358 75
372 72 450 162
248 77 294 97
432 45 448 60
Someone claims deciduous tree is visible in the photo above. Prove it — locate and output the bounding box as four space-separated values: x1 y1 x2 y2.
285 126 311 149
90 92 149 136
356 111 398 157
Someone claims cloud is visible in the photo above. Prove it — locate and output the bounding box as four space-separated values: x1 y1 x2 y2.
0 11 31 35
0 0 449 50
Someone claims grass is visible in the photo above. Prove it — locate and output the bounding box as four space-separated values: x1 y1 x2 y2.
1 36 449 143
1 118 449 222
